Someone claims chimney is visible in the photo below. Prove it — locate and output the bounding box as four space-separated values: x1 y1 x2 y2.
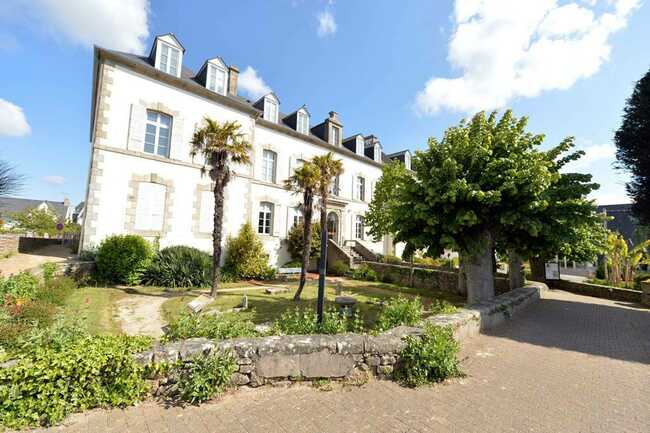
228 65 239 96
328 111 340 124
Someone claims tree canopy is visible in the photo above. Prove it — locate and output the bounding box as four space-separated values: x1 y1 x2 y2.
615 68 650 225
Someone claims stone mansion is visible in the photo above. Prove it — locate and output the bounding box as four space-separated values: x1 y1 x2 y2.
80 33 412 266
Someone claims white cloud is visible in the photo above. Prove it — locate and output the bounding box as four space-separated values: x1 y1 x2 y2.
0 98 30 137
43 175 65 186
238 66 272 100
415 0 640 115
317 10 337 37
6 0 149 54
565 143 616 171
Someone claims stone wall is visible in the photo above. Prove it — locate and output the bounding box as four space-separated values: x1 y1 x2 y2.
26 261 95 281
548 279 642 303
641 280 650 307
136 283 545 388
0 234 19 257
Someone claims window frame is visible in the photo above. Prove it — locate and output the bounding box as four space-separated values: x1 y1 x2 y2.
356 176 366 202
297 110 309 134
144 110 172 158
258 202 274 235
329 175 340 196
264 98 279 123
159 42 180 76
134 181 167 232
207 63 227 95
262 149 277 183
355 215 365 240
329 125 340 146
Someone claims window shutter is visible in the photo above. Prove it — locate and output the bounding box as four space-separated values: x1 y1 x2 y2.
127 103 147 152
199 190 214 233
150 184 166 230
273 204 281 236
135 182 166 231
169 115 183 160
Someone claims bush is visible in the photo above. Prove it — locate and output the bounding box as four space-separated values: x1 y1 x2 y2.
14 300 56 327
78 248 97 261
163 312 257 342
329 260 349 276
174 353 237 404
95 235 153 285
287 222 321 261
282 260 302 268
143 246 212 288
0 272 40 300
351 264 378 281
41 262 57 283
0 335 151 428
34 276 77 306
224 223 275 280
429 300 458 315
272 307 364 335
395 324 462 387
375 296 422 332
382 254 403 265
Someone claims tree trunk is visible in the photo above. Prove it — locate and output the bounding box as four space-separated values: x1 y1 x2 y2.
508 250 525 290
457 253 467 296
464 229 495 303
211 178 226 297
294 190 313 301
317 195 328 324
529 256 546 283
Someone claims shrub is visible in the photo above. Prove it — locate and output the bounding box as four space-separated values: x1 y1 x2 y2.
163 312 257 342
382 254 403 265
14 300 56 327
329 260 349 276
0 335 151 428
224 223 275 280
375 296 422 332
430 300 458 315
78 248 97 262
272 307 364 335
41 262 57 283
351 264 378 282
395 324 462 387
34 276 77 306
282 260 302 268
143 245 212 288
95 235 153 285
0 272 40 300
174 352 237 404
287 222 321 261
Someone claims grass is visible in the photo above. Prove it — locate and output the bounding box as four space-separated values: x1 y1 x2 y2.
61 286 126 334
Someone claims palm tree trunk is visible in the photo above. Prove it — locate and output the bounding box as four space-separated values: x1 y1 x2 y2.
294 191 313 301
211 178 225 297
317 194 328 324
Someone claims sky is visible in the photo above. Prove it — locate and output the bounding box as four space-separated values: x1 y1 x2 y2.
0 0 648 207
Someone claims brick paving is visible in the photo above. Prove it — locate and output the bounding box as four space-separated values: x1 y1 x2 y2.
22 289 650 433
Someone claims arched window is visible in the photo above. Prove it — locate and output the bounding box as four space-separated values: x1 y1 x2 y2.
258 202 274 235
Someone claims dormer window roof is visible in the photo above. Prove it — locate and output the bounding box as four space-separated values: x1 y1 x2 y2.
296 107 310 134
150 33 184 78
254 93 280 123
387 150 412 170
195 57 228 95
342 134 365 155
364 135 383 163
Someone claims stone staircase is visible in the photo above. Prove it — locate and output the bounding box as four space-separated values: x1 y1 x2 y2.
340 244 364 264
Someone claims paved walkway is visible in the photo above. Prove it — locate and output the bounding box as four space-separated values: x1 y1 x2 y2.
0 244 74 276
22 290 650 433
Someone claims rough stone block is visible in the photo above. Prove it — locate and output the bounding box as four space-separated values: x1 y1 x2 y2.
230 373 250 386
239 364 254 374
256 353 301 378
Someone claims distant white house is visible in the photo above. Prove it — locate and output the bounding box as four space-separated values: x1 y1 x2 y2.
0 197 73 229
80 33 412 265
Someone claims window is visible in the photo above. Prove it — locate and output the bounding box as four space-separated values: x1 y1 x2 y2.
329 126 340 146
404 153 411 170
356 176 365 201
207 64 226 94
356 136 365 154
264 98 278 123
297 111 309 134
199 190 214 233
262 150 277 183
355 215 365 240
258 202 273 234
329 175 340 196
159 43 180 75
144 111 172 157
292 207 304 228
134 182 166 231
374 144 381 162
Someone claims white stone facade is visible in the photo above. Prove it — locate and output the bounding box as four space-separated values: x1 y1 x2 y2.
80 34 407 266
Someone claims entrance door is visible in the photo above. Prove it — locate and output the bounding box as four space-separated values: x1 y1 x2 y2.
327 211 339 243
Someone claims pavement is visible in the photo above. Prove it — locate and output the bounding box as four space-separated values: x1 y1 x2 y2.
15 289 650 433
0 244 75 276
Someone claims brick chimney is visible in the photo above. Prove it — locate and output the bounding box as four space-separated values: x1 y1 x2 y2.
228 65 239 96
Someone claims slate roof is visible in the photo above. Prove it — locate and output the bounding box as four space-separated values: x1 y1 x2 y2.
0 197 69 220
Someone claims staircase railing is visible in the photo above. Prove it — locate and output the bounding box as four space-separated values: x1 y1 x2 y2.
327 238 354 269
343 240 378 262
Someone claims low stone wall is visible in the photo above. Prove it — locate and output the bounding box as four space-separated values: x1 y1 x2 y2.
638 280 649 307
0 234 19 257
26 260 95 280
548 279 642 303
361 261 510 295
136 283 545 388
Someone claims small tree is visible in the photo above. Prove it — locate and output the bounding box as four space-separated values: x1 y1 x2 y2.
312 153 343 322
287 222 321 260
615 68 650 225
10 207 57 236
224 223 274 280
284 162 320 301
190 118 252 297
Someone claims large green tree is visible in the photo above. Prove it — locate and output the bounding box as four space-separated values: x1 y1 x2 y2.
615 68 650 225
10 208 57 236
190 118 252 297
366 111 554 303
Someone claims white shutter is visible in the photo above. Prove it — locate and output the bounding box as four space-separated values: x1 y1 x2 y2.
199 190 214 233
169 115 183 160
135 182 166 231
273 204 281 236
127 103 147 151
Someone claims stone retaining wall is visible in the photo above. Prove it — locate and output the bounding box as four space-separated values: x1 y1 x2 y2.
136 283 545 388
0 234 19 257
548 279 642 303
638 280 649 307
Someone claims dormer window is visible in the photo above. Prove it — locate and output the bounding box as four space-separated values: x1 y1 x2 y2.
150 34 185 78
374 144 381 163
404 152 411 170
356 136 364 155
329 125 341 146
160 43 180 76
264 97 278 123
297 110 309 135
207 64 227 95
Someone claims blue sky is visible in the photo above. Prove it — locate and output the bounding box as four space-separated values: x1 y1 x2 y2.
0 0 648 206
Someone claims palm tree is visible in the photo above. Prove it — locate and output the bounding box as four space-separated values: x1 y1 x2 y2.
190 117 252 297
284 161 320 301
312 152 344 323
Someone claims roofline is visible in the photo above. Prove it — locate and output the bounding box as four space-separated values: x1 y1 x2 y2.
91 46 384 169
386 150 411 157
